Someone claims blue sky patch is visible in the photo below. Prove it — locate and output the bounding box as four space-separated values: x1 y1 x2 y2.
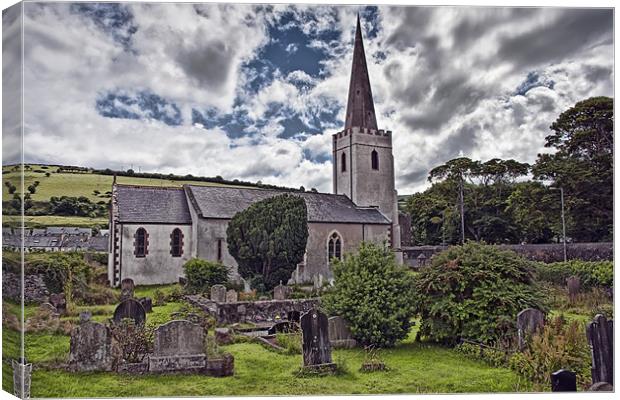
71 3 137 51
514 71 555 96
96 91 182 126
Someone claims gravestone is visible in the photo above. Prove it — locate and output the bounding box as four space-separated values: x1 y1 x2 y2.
300 308 335 370
273 283 290 301
215 327 233 345
113 298 146 326
49 292 66 315
120 278 135 300
226 289 238 303
328 316 357 348
566 276 581 303
586 314 613 385
12 358 32 399
211 285 226 303
517 308 545 350
551 369 577 392
148 320 206 373
138 297 153 313
68 321 115 372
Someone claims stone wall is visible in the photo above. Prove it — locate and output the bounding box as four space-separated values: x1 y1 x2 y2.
403 242 613 268
2 272 49 303
185 295 320 325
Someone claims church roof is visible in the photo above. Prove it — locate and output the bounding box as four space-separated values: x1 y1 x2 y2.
185 185 390 224
344 14 378 130
115 185 192 224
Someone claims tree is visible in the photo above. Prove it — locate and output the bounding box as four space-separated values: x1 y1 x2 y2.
533 96 613 242
27 184 37 194
5 181 16 194
414 242 546 345
226 194 308 291
506 181 559 243
322 242 416 347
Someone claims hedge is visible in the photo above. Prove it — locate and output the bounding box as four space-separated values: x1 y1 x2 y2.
535 260 613 288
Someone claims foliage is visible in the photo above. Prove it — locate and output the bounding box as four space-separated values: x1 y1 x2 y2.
48 195 106 217
153 289 167 306
505 181 559 243
21 252 93 300
322 242 416 347
183 258 229 293
414 242 546 345
110 318 153 364
535 260 613 288
275 333 302 355
508 316 590 389
227 194 308 291
532 96 613 242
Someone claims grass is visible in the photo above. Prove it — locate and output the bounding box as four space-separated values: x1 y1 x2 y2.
29 337 531 397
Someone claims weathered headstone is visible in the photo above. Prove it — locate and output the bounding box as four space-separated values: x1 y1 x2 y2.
273 283 290 301
113 298 146 326
551 369 577 392
300 308 335 370
68 321 115 372
517 308 545 350
120 278 135 300
566 275 581 303
587 314 613 385
211 284 226 303
148 320 206 373
12 358 32 399
215 327 233 345
226 289 238 303
328 316 357 348
138 297 153 313
49 293 67 315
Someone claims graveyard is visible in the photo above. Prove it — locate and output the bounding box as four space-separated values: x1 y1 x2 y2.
1 241 614 397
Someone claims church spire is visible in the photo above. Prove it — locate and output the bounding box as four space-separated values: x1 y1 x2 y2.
344 14 378 130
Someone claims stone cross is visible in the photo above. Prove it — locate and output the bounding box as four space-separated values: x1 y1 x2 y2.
566 276 581 303
68 321 114 372
226 289 238 303
328 316 357 348
113 298 146 326
273 282 290 300
586 314 613 385
210 284 226 303
120 278 135 300
551 369 577 392
300 308 333 368
516 308 545 350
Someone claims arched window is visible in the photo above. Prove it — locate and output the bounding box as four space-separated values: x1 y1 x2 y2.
170 228 183 257
134 228 148 257
328 232 342 262
341 152 347 172
371 150 379 170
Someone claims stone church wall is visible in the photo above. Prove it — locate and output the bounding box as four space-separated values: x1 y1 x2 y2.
119 223 192 285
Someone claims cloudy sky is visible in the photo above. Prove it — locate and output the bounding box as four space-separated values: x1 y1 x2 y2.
2 2 614 194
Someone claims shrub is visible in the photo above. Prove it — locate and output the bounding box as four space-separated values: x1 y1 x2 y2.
183 258 229 293
535 260 613 289
508 315 590 389
110 319 153 364
153 289 166 306
322 242 416 347
24 252 92 298
414 242 547 345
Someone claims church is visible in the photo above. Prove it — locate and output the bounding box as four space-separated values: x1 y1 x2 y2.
107 17 405 287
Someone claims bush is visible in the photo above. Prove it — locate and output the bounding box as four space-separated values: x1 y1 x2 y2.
322 242 416 347
535 260 613 289
23 252 92 297
508 315 590 389
110 319 153 364
183 258 229 293
414 242 546 345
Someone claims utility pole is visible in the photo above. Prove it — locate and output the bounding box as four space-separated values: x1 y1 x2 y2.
560 187 567 262
459 178 465 244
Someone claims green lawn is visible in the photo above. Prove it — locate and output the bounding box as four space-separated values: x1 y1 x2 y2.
29 338 531 397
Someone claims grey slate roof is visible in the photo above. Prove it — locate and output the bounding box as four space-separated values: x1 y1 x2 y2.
115 185 192 224
185 185 390 224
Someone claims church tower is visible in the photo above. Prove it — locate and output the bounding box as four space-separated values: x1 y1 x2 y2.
333 15 402 255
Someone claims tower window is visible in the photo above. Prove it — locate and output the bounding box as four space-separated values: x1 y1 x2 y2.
341 152 347 172
170 228 183 257
328 232 342 262
371 150 379 170
134 228 148 257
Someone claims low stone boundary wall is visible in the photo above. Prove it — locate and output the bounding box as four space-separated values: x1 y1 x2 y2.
2 272 49 303
403 242 613 268
185 295 320 324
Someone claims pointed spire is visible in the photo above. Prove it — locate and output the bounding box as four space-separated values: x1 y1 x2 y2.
344 14 378 130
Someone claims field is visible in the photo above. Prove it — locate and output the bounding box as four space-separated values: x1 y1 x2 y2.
2 215 108 228
2 293 532 397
